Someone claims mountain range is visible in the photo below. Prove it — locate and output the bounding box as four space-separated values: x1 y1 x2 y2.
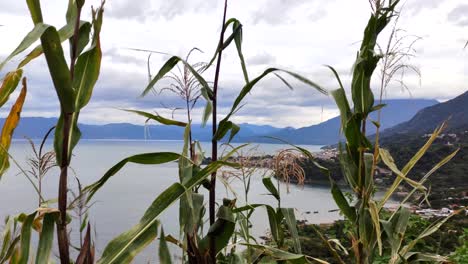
381 90 468 137
256 99 438 144
1 117 282 142
4 95 466 145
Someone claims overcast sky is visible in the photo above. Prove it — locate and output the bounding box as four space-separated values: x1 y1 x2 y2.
0 0 467 128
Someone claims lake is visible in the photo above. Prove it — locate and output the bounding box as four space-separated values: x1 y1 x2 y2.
0 140 353 262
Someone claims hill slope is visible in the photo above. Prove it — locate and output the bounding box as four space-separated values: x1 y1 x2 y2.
259 99 438 145
382 90 468 136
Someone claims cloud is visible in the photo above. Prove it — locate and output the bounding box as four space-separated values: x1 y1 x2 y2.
156 0 219 20
0 0 466 129
251 0 330 25
104 47 146 65
247 52 276 65
448 4 468 26
0 1 27 15
107 0 219 21
106 0 152 21
404 0 443 15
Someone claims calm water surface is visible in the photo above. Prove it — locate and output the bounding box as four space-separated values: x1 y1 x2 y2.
0 140 347 262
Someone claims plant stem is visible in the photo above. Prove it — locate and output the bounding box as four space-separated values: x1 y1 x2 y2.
57 3 82 263
57 113 72 264
209 0 228 262
186 99 194 160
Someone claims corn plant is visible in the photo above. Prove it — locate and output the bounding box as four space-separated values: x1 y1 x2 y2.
297 1 462 263
82 0 327 262
0 0 105 262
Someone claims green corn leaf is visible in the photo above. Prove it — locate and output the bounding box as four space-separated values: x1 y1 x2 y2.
40 26 75 113
233 204 281 245
189 193 204 232
228 122 240 142
53 113 80 165
273 73 294 90
213 120 240 142
178 123 192 184
206 18 248 84
97 160 238 264
99 220 159 264
368 201 382 256
229 68 326 120
55 4 104 166
363 153 374 189
17 21 92 69
66 0 77 24
75 21 92 56
232 19 249 84
17 212 37 264
207 18 249 84
199 199 236 254
158 227 172 264
202 100 212 126
337 146 358 191
142 56 212 98
0 82 27 178
84 152 181 202
123 109 187 127
394 208 410 238
281 208 301 254
325 65 345 91
0 237 20 263
242 244 324 264
73 21 102 109
330 180 356 222
26 0 43 25
142 55 213 126
0 219 12 258
35 211 59 264
218 68 326 141
357 207 372 247
262 177 280 201
371 103 386 112
0 23 49 71
0 216 16 261
0 69 23 108
349 3 395 115
80 213 89 233
382 207 410 255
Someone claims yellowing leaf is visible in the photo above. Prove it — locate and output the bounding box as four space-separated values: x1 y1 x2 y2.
0 69 23 107
0 78 27 178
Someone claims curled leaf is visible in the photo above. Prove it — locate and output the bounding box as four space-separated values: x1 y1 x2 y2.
0 78 27 178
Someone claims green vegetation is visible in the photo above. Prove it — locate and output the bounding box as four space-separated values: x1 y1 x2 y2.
0 0 465 263
287 214 467 263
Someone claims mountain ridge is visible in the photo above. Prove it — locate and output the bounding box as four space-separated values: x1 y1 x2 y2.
1 98 442 144
257 99 439 145
382 90 468 137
